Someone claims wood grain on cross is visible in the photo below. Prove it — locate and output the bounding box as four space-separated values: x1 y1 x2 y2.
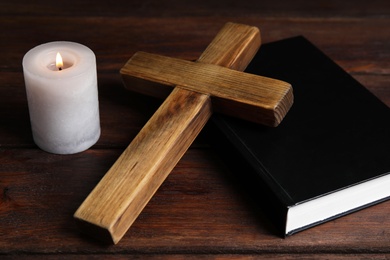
74 22 293 244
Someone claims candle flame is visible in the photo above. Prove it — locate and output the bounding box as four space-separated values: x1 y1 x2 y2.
56 52 63 71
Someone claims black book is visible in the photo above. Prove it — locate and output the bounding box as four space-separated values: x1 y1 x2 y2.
206 36 390 236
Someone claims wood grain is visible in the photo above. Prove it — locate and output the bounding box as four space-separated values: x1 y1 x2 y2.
1 0 389 258
75 87 213 244
75 22 277 244
121 51 292 126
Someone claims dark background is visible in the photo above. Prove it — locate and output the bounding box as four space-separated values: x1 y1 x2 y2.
1 1 389 258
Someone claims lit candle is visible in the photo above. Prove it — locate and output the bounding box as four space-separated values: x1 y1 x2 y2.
22 41 100 154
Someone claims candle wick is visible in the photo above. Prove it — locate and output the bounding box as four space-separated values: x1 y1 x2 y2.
59 67 62 71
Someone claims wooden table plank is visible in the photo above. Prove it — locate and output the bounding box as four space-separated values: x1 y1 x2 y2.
1 17 390 72
1 148 389 254
1 0 389 18
1 17 389 146
0 0 389 257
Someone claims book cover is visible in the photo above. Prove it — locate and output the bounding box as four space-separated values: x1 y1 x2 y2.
206 36 390 236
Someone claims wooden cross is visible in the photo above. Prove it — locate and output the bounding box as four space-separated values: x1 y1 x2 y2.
74 22 293 244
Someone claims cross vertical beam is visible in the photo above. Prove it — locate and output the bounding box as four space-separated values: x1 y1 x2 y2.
74 22 293 244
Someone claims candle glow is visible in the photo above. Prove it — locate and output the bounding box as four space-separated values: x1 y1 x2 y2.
56 52 63 70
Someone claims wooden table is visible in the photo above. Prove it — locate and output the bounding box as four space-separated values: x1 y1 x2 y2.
1 1 389 258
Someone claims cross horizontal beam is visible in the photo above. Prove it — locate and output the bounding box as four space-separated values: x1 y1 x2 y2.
121 52 293 126
74 22 294 244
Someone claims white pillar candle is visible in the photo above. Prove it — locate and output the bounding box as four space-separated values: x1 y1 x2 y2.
22 41 100 154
